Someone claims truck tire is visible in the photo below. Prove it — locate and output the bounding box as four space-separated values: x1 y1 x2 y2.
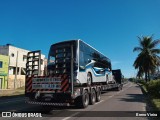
89 88 96 105
87 72 92 86
75 90 89 108
116 84 122 91
106 74 108 84
42 105 53 113
96 88 101 102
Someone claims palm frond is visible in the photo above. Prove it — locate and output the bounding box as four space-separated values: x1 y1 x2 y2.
133 47 143 52
151 49 160 54
149 39 160 49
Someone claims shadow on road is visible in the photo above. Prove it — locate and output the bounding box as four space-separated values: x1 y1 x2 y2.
0 94 25 101
13 103 81 114
119 94 145 103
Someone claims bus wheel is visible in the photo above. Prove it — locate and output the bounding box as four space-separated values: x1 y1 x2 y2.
87 73 92 86
89 88 96 105
96 88 101 102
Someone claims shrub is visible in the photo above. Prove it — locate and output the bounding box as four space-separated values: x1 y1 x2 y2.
146 79 160 98
137 79 146 85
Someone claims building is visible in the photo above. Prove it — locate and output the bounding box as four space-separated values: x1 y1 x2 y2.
0 44 45 89
0 54 9 89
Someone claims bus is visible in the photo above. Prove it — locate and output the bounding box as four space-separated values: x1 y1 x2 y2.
47 40 114 86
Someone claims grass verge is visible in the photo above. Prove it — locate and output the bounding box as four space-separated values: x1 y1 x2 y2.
138 82 160 111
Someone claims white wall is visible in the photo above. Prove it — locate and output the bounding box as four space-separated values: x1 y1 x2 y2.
0 45 45 73
8 46 45 70
8 46 29 68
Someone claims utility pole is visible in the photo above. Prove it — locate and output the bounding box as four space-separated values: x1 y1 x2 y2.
71 44 74 95
7 56 10 89
14 51 18 89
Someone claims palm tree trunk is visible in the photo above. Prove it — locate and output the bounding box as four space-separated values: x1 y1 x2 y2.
145 72 148 82
148 71 150 81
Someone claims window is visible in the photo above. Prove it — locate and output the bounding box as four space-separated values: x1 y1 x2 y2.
0 61 2 68
11 53 14 57
23 55 27 61
41 59 43 65
79 51 85 71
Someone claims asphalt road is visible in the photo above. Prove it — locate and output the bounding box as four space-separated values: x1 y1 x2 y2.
0 82 157 120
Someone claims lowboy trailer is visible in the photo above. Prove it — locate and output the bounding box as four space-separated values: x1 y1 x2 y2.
25 40 123 108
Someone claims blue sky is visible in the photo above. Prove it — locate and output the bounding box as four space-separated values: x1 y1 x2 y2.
0 0 160 78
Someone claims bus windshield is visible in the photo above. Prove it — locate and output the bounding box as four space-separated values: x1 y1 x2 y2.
47 41 78 76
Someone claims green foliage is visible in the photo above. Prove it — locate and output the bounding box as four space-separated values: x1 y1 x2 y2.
128 78 135 82
137 79 146 85
133 35 160 81
146 79 160 98
152 99 160 111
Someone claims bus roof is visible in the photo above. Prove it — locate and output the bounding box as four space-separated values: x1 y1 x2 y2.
51 39 111 62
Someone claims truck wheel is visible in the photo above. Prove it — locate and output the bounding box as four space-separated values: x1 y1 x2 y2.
106 74 108 84
96 88 101 102
82 90 89 108
87 73 92 86
42 105 53 113
89 89 96 105
116 85 122 91
75 90 89 108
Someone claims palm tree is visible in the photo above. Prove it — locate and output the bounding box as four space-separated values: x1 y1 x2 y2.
133 35 160 82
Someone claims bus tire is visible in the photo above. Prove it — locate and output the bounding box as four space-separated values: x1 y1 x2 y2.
89 88 96 105
96 88 101 102
87 72 92 86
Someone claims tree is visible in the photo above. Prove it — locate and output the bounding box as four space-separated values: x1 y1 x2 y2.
133 35 160 82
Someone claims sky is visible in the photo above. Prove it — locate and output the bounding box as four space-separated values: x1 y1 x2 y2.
0 0 160 78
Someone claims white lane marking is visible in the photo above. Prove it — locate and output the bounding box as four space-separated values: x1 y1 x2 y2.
0 99 23 104
108 95 114 98
123 82 129 87
95 100 104 104
62 112 80 120
84 83 130 107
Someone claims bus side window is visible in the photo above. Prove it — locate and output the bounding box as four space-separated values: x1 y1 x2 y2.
79 51 85 70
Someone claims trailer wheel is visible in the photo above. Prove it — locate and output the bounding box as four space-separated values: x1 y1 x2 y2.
87 72 92 86
75 90 89 108
42 105 53 113
116 84 122 91
89 89 96 105
117 87 121 91
96 88 101 102
106 74 108 84
82 90 89 108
